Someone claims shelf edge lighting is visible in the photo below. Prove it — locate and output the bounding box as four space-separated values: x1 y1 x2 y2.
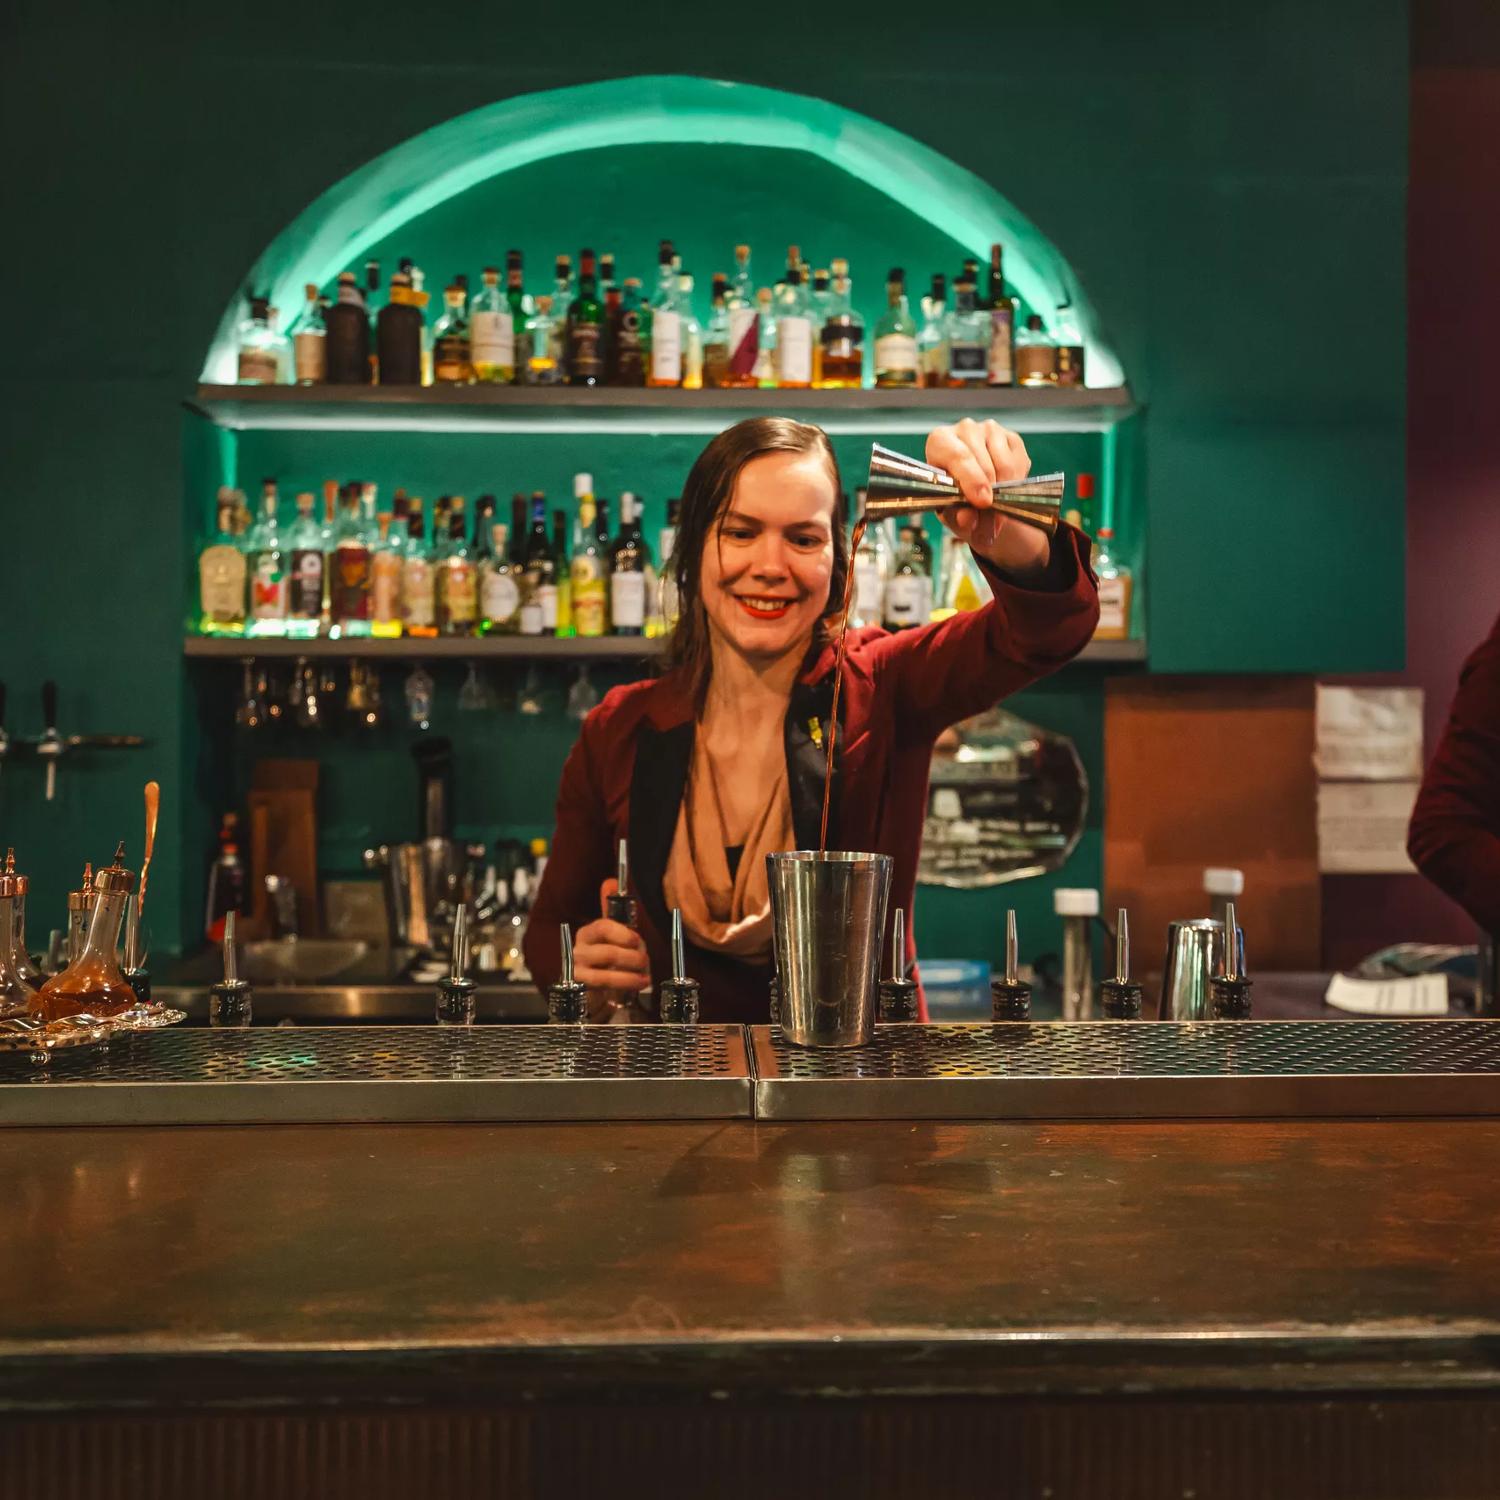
201 75 1126 392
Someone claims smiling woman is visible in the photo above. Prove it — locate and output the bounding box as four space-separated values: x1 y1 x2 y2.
523 416 1102 1024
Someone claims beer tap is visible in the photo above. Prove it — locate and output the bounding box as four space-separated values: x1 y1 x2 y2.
878 907 919 1022
1099 908 1144 1019
209 910 253 1027
435 905 477 1026
28 680 147 801
658 908 701 1024
990 909 1032 1020
1210 901 1253 1019
547 924 588 1023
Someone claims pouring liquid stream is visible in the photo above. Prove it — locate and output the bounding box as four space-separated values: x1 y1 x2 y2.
819 517 867 853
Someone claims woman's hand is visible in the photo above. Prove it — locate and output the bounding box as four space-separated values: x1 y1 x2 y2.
925 419 1048 579
573 878 653 1020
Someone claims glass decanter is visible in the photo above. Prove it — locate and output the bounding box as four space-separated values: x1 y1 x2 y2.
34 844 138 1022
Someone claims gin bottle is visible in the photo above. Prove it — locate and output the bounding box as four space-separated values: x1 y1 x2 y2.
199 487 249 636
944 277 987 386
285 490 325 639
245 479 288 637
873 269 918 388
470 265 514 383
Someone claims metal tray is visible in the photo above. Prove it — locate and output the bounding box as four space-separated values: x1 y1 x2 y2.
749 1019 1500 1120
0 1024 751 1126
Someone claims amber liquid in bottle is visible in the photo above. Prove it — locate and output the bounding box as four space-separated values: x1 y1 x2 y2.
35 886 137 1021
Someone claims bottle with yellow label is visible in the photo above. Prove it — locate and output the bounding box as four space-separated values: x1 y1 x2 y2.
1092 528 1133 641
569 474 609 638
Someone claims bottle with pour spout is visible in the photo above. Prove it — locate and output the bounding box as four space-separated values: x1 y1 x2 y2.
35 844 138 1022
0 855 38 1018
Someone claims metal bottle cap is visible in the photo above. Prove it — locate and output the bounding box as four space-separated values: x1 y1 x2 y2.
0 850 21 899
67 863 96 912
93 844 136 895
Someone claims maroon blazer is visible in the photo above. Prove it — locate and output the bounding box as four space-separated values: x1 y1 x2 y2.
1409 606 1500 933
524 528 1100 1022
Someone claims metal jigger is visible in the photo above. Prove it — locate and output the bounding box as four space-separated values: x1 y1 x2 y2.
878 908 919 1022
658 908 701 1024
208 910 253 1028
991 909 1032 1021
605 839 638 928
1209 901 1253 1019
122 896 151 1007
863 443 1065 534
548 924 588 1023
435 905 477 1026
1099 908 1143 1020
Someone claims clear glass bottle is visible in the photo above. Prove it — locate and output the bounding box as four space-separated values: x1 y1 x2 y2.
703 273 732 388
470 265 514 383
524 295 562 384
199 486 248 636
570 478 609 639
566 248 606 387
944 277 988 386
0 861 37 1017
4 852 46 992
656 496 682 634
609 492 650 637
285 490 324 639
34 846 138 1022
986 242 1016 387
402 501 438 639
678 273 703 390
773 263 814 388
409 264 435 385
816 260 863 389
918 274 949 388
432 283 473 384
514 495 553 636
505 249 531 379
1092 527 1133 641
808 268 832 387
1015 313 1058 387
753 288 776 388
850 514 891 629
291 283 327 385
438 500 477 637
725 244 759 388
1053 300 1086 387
480 521 521 634
882 526 928 630
245 478 288 637
873 268 919 388
236 293 286 385
371 493 410 638
647 241 681 388
331 483 376 637
934 533 992 618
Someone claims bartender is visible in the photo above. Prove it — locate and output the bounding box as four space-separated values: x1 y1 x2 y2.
523 418 1100 1022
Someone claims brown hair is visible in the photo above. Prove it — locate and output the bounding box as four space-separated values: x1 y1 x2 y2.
665 417 848 702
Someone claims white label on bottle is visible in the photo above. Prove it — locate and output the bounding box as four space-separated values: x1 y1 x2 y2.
293 332 326 383
874 334 918 374
884 574 923 625
611 572 647 629
538 583 558 630
651 310 682 382
988 306 1014 385
854 557 883 618
238 347 278 384
471 309 514 367
1096 577 1129 635
776 317 813 383
403 559 435 627
481 569 520 623
519 599 544 635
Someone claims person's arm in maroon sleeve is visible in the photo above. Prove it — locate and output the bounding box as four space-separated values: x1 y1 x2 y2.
864 418 1100 739
1408 610 1500 934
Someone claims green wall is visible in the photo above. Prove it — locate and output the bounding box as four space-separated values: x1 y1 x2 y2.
1 0 1407 963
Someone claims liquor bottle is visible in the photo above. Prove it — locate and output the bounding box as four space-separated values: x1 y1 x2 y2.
199 487 248 635
330 484 377 636
808 268 831 387
945 277 988 386
408 264 435 384
1015 314 1058 387
883 526 928 629
935 532 991 617
432 283 473 384
873 268 919 388
437 500 477 636
525 296 562 383
609 492 649 637
609 276 648 385
726 245 759 388
519 493 557 636
703 273 731 388
1093 527 1133 641
909 520 935 621
917 275 949 388
566 248 606 387
324 271 371 385
506 250 531 376
648 242 682 387
246 479 288 637
318 479 339 627
546 255 572 380
678 273 703 390
283 491 324 639
480 521 521 634
470 265 514 383
817 259 863 390
570 476 609 638
291 283 327 385
753 288 776 387
850 514 890 629
1053 301 1086 387
773 261 814 388
600 252 617 294
403 502 438 639
550 509 574 636
371 493 410 638
236 292 287 385
985 243 1016 387
375 270 423 386
657 497 682 634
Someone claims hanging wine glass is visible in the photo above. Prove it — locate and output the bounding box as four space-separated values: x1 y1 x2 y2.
567 664 599 721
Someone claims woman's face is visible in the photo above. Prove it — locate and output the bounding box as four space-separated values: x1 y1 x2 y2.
699 449 838 664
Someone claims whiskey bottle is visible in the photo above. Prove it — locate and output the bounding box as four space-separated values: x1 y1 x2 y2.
726 244 759 387
609 492 649 637
773 262 813 388
285 491 324 639
985 243 1016 387
1015 314 1057 387
1053 300 1085 387
480 521 521 634
703 273 732 388
199 487 249 635
944 277 987 386
917 274 949 388
437 500 477 637
520 494 557 636
566 249 606 387
324 271 372 385
648 243 682 387
873 269 918 388
291 283 327 385
236 293 287 385
402 502 438 639
432 283 474 384
470 265 514 383
246 479 288 637
818 260 864 389
610 276 648 385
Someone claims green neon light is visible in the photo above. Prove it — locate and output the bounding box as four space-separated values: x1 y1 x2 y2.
203 75 1124 388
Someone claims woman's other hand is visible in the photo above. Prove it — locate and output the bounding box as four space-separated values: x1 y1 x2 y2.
925 418 1048 579
573 878 652 1020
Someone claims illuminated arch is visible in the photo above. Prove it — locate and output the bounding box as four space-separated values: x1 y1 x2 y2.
203 74 1124 386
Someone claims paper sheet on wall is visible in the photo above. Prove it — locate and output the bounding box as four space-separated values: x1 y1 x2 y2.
1315 685 1424 780
1325 972 1449 1015
1317 780 1419 873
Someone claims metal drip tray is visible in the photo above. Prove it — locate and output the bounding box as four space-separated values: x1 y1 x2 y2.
750 1019 1500 1120
0 1025 751 1126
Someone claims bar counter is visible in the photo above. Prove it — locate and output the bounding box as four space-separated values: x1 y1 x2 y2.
5 1113 1500 1496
